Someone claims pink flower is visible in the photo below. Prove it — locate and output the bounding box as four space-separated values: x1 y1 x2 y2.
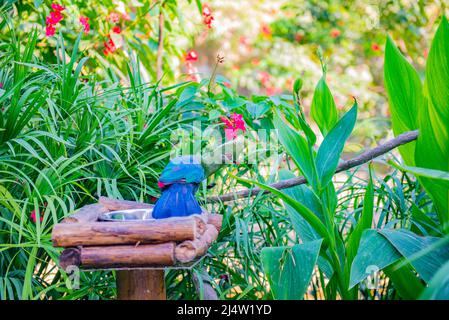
79 16 89 25
0 82 3 89
158 181 165 189
108 12 121 24
112 25 121 34
266 86 282 96
79 16 90 33
185 50 198 62
258 71 271 86
51 3 65 12
220 113 246 140
46 24 56 36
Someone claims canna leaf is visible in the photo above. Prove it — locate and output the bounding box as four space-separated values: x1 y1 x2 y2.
261 240 322 300
420 259 449 300
279 169 323 242
416 16 449 228
315 103 357 189
349 229 401 289
311 75 338 136
273 112 318 189
384 36 423 165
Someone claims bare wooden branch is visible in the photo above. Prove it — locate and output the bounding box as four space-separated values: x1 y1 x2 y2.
209 129 419 202
52 218 199 247
62 204 108 223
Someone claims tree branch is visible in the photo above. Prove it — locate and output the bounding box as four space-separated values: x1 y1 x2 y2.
208 130 419 203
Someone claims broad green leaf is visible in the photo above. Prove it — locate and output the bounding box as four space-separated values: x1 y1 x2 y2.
416 17 449 227
379 229 449 283
420 259 449 300
316 103 357 189
384 36 423 165
426 16 449 123
279 170 322 242
311 75 338 136
273 112 318 189
384 260 425 299
349 229 401 289
261 240 322 300
415 102 449 228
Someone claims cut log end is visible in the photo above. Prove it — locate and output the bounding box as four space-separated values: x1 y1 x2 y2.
59 247 81 270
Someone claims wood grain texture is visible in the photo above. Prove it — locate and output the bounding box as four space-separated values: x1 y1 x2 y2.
98 197 153 212
117 270 166 300
62 204 108 223
52 218 198 247
207 213 223 232
81 243 175 269
175 224 219 262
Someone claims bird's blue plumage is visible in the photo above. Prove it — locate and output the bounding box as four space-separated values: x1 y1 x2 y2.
152 156 205 219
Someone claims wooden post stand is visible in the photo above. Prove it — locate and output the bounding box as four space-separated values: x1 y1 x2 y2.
52 197 223 300
116 270 166 300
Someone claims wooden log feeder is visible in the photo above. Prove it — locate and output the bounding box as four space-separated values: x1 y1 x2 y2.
52 196 223 300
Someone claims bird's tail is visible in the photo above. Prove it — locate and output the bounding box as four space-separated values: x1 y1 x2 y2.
152 183 202 219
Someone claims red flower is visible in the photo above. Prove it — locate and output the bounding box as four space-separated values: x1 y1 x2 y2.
112 25 122 34
261 24 272 37
202 3 214 28
49 10 63 24
203 15 214 28
103 36 117 55
185 50 198 62
46 24 56 36
330 28 341 38
108 12 121 24
220 113 246 140
251 58 260 66
294 33 303 42
371 43 381 51
158 181 165 189
51 3 65 12
30 210 44 223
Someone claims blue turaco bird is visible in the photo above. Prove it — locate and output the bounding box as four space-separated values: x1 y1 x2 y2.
152 155 206 219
